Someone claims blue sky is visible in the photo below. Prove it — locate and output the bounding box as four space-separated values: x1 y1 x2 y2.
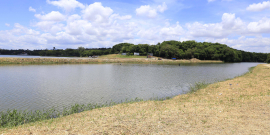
0 0 270 53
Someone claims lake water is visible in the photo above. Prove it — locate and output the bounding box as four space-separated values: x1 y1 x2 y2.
0 63 261 112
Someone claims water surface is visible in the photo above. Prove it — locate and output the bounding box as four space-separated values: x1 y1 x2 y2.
0 63 261 112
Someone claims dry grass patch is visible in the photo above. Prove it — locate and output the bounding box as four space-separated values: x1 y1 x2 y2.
1 64 269 134
0 55 222 65
98 54 146 59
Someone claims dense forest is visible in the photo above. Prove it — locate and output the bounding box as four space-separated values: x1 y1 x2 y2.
110 41 268 62
0 40 269 63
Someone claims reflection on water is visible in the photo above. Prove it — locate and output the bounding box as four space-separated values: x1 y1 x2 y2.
0 63 261 111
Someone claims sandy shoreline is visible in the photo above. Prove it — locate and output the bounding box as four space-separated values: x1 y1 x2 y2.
1 64 269 134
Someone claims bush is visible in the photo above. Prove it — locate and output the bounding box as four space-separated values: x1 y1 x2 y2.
266 58 270 64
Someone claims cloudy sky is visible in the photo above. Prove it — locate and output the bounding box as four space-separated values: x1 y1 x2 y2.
0 0 270 52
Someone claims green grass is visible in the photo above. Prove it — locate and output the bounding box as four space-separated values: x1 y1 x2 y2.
117 55 147 58
0 96 174 129
248 66 255 73
0 102 118 128
99 54 147 59
189 82 209 93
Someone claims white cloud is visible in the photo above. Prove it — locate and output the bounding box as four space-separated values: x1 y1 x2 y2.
29 6 36 12
35 21 64 33
186 12 270 39
0 23 45 49
118 15 132 20
32 8 136 47
137 28 159 40
113 14 132 20
221 13 244 30
46 0 85 12
41 32 84 45
187 22 225 38
186 13 245 38
136 5 157 18
136 3 167 18
206 37 270 52
5 23 10 27
13 23 40 35
246 1 270 12
160 22 184 37
82 2 113 23
35 11 65 21
157 2 167 13
135 21 185 42
66 20 89 35
247 17 270 33
67 14 81 22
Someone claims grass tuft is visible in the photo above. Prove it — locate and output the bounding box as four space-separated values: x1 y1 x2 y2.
0 103 118 128
189 82 209 93
248 66 255 73
0 96 172 129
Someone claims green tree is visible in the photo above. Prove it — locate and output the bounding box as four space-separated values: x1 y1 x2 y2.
78 47 85 57
111 43 134 54
159 44 179 58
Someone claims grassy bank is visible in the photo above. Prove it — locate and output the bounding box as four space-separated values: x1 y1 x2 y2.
0 97 173 129
0 55 222 65
1 64 270 134
0 103 117 128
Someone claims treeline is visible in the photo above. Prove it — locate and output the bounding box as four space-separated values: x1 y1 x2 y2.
0 48 111 57
111 41 268 62
0 40 269 62
37 48 111 57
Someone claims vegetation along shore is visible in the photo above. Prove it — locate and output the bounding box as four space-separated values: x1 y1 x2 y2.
0 54 222 64
1 64 269 134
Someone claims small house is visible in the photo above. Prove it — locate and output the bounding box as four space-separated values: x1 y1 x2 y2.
122 53 127 55
134 52 140 56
